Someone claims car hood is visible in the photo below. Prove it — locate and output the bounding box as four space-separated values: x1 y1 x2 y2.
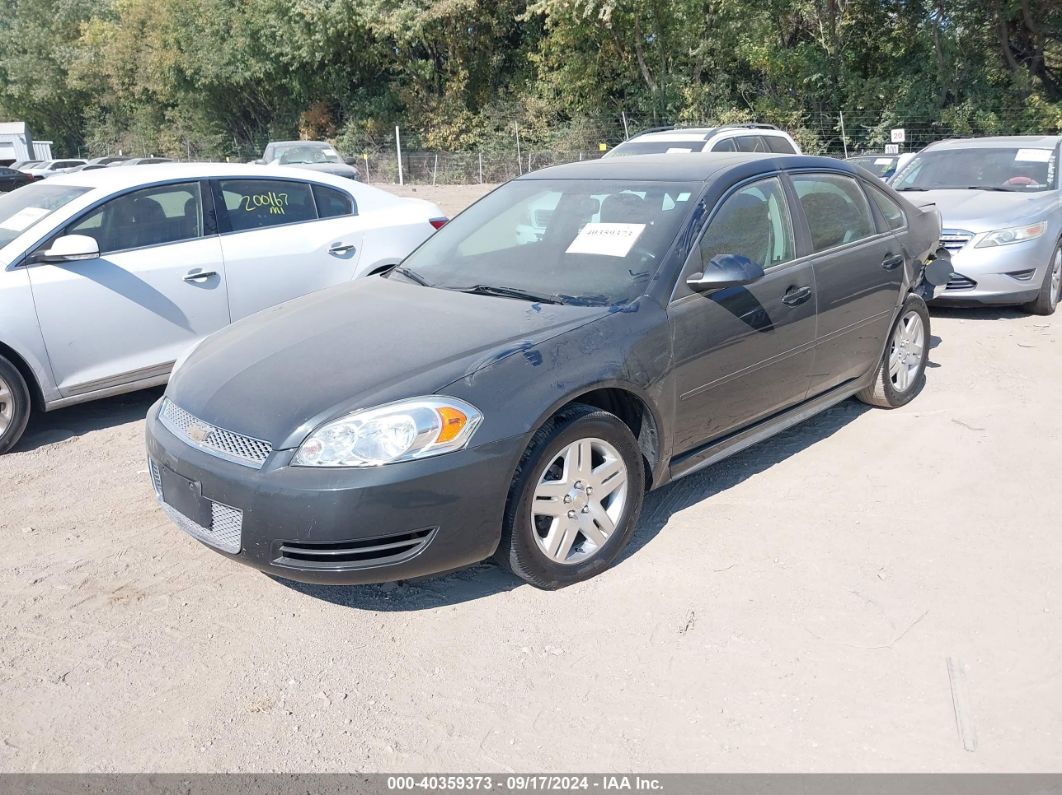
283 162 360 179
167 276 608 449
909 189 1057 231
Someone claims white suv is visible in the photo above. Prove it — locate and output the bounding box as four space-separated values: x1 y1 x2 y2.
606 124 801 157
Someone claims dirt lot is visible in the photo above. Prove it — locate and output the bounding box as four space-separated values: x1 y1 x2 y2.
1 184 1060 773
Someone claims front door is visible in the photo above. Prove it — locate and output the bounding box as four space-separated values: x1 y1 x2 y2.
668 176 817 455
212 178 364 321
28 181 230 395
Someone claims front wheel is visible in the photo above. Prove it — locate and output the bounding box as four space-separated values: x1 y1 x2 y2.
857 295 930 409
1023 240 1061 316
497 404 645 589
0 356 32 454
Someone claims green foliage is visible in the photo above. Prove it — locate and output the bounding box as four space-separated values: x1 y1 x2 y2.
0 0 1058 159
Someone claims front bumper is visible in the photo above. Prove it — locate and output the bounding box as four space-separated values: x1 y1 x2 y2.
930 234 1053 306
145 398 528 584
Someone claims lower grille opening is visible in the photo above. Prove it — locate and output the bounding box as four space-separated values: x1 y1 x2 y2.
275 528 436 569
946 273 977 291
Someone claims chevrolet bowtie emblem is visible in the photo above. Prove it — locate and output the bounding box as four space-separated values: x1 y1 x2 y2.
186 423 212 443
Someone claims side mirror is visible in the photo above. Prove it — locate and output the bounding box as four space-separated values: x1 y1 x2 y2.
343 156 357 166
36 234 100 263
686 253 765 292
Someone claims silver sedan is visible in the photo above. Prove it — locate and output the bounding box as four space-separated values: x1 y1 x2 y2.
892 135 1062 314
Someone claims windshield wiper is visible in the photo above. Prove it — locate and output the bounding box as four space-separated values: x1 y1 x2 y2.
391 266 432 287
451 284 565 304
962 185 1016 191
896 187 929 191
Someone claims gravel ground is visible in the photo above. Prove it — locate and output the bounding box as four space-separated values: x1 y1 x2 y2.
1 184 1060 773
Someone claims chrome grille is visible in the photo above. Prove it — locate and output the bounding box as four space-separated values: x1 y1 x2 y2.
160 501 243 554
148 458 243 553
148 459 163 498
159 399 272 469
940 229 974 254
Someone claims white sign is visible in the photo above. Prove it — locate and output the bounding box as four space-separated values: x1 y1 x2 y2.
0 206 50 233
1015 148 1051 162
884 144 900 155
566 223 645 258
890 128 906 143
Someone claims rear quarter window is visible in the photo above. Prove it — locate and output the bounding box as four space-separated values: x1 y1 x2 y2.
765 136 797 154
217 179 316 232
312 184 357 218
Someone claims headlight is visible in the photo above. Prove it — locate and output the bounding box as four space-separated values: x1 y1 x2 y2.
293 396 483 467
976 221 1047 248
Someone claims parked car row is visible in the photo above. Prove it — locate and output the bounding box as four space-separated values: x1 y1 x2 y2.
2 127 1058 592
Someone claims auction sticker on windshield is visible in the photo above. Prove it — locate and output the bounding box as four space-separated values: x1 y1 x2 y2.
1015 148 1052 162
566 222 645 257
0 206 50 232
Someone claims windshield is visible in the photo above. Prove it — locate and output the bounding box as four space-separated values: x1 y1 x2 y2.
395 178 699 305
608 140 707 157
0 183 91 251
849 156 897 177
893 147 1057 192
273 145 342 165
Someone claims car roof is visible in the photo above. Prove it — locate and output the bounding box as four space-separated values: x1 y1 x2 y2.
41 162 358 192
626 126 786 142
267 140 329 147
925 135 1061 150
519 152 856 183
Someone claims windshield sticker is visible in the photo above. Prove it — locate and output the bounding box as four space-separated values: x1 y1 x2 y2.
240 191 289 215
0 206 50 232
1015 148 1051 162
875 158 893 165
566 223 646 258
323 148 337 157
666 147 695 153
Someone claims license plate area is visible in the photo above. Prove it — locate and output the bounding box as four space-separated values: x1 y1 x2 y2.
159 465 213 528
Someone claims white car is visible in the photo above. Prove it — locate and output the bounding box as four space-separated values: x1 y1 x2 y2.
0 163 445 453
22 159 88 179
605 124 801 157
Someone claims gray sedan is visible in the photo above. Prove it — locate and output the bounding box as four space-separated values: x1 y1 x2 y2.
892 135 1062 314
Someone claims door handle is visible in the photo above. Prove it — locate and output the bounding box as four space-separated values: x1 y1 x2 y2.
183 269 218 282
782 285 812 306
328 242 356 255
882 253 905 270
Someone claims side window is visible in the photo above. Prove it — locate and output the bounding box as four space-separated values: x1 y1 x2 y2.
66 182 203 253
712 137 737 152
867 185 906 231
792 174 876 252
217 179 316 232
312 184 357 218
735 136 768 153
698 177 795 271
765 136 797 154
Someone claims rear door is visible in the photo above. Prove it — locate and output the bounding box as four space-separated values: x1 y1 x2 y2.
668 175 817 454
212 177 364 321
28 180 230 395
788 172 904 396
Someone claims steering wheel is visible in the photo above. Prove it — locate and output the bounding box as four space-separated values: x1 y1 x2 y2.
1004 176 1037 186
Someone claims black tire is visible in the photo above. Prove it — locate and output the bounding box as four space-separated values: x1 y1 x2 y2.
1022 239 1061 316
856 295 930 409
496 404 645 589
0 355 32 455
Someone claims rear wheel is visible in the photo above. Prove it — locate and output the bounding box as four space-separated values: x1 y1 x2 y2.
497 404 645 589
1023 240 1061 316
0 356 31 454
857 296 930 409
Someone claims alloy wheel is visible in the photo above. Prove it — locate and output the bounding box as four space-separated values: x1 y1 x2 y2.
888 310 925 393
530 437 629 565
0 374 13 436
